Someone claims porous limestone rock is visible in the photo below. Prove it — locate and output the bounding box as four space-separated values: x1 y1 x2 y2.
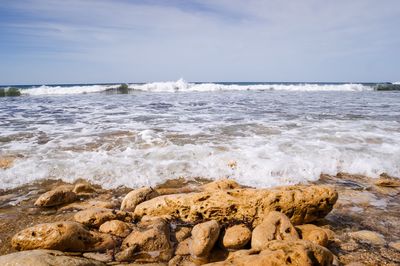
296 224 329 247
118 217 173 263
251 211 299 250
120 187 159 212
134 185 338 227
205 240 334 266
190 220 220 258
60 200 119 212
0 249 105 266
11 221 116 252
201 179 241 191
221 224 251 250
34 185 76 207
99 220 134 238
74 208 133 228
174 226 192 242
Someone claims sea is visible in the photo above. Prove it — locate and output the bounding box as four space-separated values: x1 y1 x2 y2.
1 80 399 190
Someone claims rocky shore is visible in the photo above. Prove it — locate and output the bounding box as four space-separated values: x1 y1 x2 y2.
0 174 399 265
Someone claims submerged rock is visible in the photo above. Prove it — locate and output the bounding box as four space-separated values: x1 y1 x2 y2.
74 208 133 228
0 249 105 266
118 217 173 263
349 230 386 246
0 156 15 169
296 224 329 247
134 185 338 227
120 187 159 212
190 220 220 258
251 211 299 250
34 185 77 207
11 221 116 252
221 224 251 250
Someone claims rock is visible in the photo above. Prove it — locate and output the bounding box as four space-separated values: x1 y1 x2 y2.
296 224 329 247
0 156 15 169
221 224 251 250
12 221 116 252
202 179 241 191
134 185 338 227
389 241 400 251
99 220 134 238
205 240 334 266
59 200 119 212
190 220 220 258
73 183 97 195
374 177 400 187
0 249 105 266
119 217 173 262
251 211 299 250
349 230 386 245
74 208 133 228
174 226 192 242
175 238 191 255
168 255 206 266
83 252 113 263
120 187 159 212
35 186 77 207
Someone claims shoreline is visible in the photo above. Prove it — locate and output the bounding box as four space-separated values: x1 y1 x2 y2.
0 173 399 265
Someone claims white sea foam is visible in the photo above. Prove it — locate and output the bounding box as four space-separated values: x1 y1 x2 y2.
19 79 373 95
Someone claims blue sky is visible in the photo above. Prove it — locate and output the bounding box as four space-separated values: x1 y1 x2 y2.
0 0 399 84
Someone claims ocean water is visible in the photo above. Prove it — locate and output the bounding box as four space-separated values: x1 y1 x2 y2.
0 80 399 190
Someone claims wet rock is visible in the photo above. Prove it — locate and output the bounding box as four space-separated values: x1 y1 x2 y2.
0 156 15 169
73 183 97 195
251 211 299 250
296 224 329 247
74 208 133 228
202 179 241 191
206 240 334 266
34 186 77 207
349 230 386 245
59 200 119 212
83 252 113 263
174 226 192 242
220 224 251 250
0 249 105 266
389 241 400 251
99 220 134 238
190 220 220 258
119 217 173 263
134 185 338 227
120 187 159 212
12 221 116 252
374 177 400 187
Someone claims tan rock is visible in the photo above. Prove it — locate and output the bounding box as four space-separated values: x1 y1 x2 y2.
134 185 338 227
221 224 251 250
0 156 15 169
190 220 220 258
251 211 299 250
174 227 192 242
59 200 119 212
34 186 77 207
168 255 205 266
73 183 97 194
74 208 133 228
0 249 105 266
374 177 400 187
349 230 386 245
120 187 159 212
99 220 134 238
389 241 400 251
82 252 113 263
296 224 329 247
202 179 241 191
175 238 191 255
11 221 116 252
119 217 173 262
205 240 334 266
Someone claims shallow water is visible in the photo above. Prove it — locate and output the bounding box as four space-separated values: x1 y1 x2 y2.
1 85 400 189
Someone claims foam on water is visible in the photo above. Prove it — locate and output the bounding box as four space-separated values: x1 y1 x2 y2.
1 89 399 190
17 80 373 95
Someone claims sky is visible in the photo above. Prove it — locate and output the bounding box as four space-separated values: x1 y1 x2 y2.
0 0 399 85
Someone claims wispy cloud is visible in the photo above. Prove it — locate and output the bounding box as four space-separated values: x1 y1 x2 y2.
0 0 399 84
